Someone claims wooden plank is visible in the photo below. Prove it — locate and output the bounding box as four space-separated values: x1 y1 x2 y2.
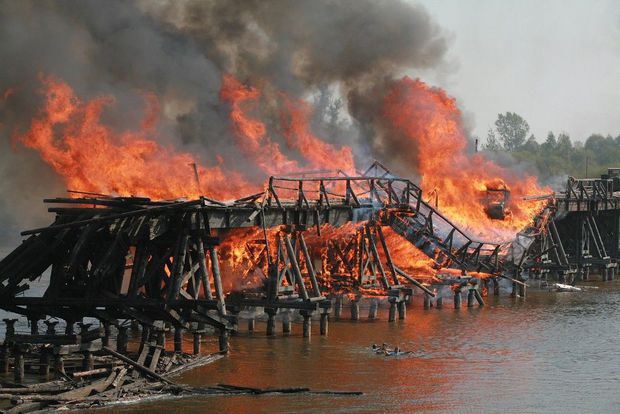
102 347 173 384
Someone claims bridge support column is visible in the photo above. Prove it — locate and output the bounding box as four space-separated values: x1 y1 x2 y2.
44 320 58 335
282 310 291 335
0 345 9 374
493 278 500 296
101 320 112 347
13 346 24 383
320 311 329 336
388 300 397 322
174 327 183 353
350 298 360 321
193 332 201 355
424 293 432 309
334 295 343 320
454 288 462 309
117 326 128 354
467 289 475 307
368 298 378 319
219 330 229 353
397 301 406 320
301 311 312 338
29 318 39 335
266 309 276 336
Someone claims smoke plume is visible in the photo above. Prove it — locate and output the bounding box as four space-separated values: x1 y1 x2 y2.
0 0 449 249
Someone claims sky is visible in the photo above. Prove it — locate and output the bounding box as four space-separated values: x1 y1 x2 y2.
413 0 620 143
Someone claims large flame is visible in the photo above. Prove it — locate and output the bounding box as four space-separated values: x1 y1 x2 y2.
219 75 300 174
13 75 253 200
10 73 550 296
382 76 548 240
219 74 355 175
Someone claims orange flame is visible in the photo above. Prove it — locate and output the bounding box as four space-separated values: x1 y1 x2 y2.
280 95 355 172
219 75 300 174
382 76 548 240
13 74 253 200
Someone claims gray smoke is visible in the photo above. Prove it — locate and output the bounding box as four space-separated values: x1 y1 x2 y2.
0 0 449 249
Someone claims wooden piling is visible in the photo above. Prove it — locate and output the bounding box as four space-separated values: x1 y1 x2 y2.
55 354 65 376
65 319 75 335
219 330 229 353
301 312 312 338
467 289 475 307
474 289 485 306
334 295 343 320
44 320 58 335
139 324 150 355
282 311 291 335
174 327 183 353
29 318 39 335
209 246 227 316
247 318 255 333
388 300 397 322
102 321 112 347
368 298 378 319
454 289 462 309
117 326 128 354
350 299 360 321
3 318 17 337
14 347 24 382
39 349 51 376
320 312 329 336
266 309 276 336
423 293 432 310
82 351 94 371
193 332 201 355
493 278 500 296
0 345 8 374
397 301 406 320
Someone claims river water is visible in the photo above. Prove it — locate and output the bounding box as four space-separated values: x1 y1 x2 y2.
88 280 620 414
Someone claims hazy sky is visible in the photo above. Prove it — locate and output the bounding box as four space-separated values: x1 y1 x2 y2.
413 0 620 143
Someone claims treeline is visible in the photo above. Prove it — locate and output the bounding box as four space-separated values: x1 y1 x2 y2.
482 112 620 180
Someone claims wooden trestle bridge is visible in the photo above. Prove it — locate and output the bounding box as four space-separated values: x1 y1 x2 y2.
0 163 619 357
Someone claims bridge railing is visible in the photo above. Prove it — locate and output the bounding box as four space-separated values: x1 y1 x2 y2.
565 177 614 200
264 173 505 273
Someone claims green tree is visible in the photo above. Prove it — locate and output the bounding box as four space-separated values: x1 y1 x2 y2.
494 112 530 151
521 134 539 152
484 128 501 151
541 131 557 152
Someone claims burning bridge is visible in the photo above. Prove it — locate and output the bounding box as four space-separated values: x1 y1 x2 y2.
0 163 508 348
524 171 620 283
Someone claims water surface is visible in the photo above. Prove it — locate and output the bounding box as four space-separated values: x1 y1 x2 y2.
93 281 620 413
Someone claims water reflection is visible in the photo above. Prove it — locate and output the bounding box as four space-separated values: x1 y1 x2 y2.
60 282 620 413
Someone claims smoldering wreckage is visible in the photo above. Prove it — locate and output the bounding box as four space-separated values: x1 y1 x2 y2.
1 1 620 412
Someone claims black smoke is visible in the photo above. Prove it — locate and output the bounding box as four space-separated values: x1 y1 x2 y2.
0 0 449 250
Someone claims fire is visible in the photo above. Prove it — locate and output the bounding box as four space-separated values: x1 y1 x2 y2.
13 74 253 200
280 95 355 172
382 76 548 240
10 73 551 298
220 74 355 175
219 75 300 174
379 227 438 280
